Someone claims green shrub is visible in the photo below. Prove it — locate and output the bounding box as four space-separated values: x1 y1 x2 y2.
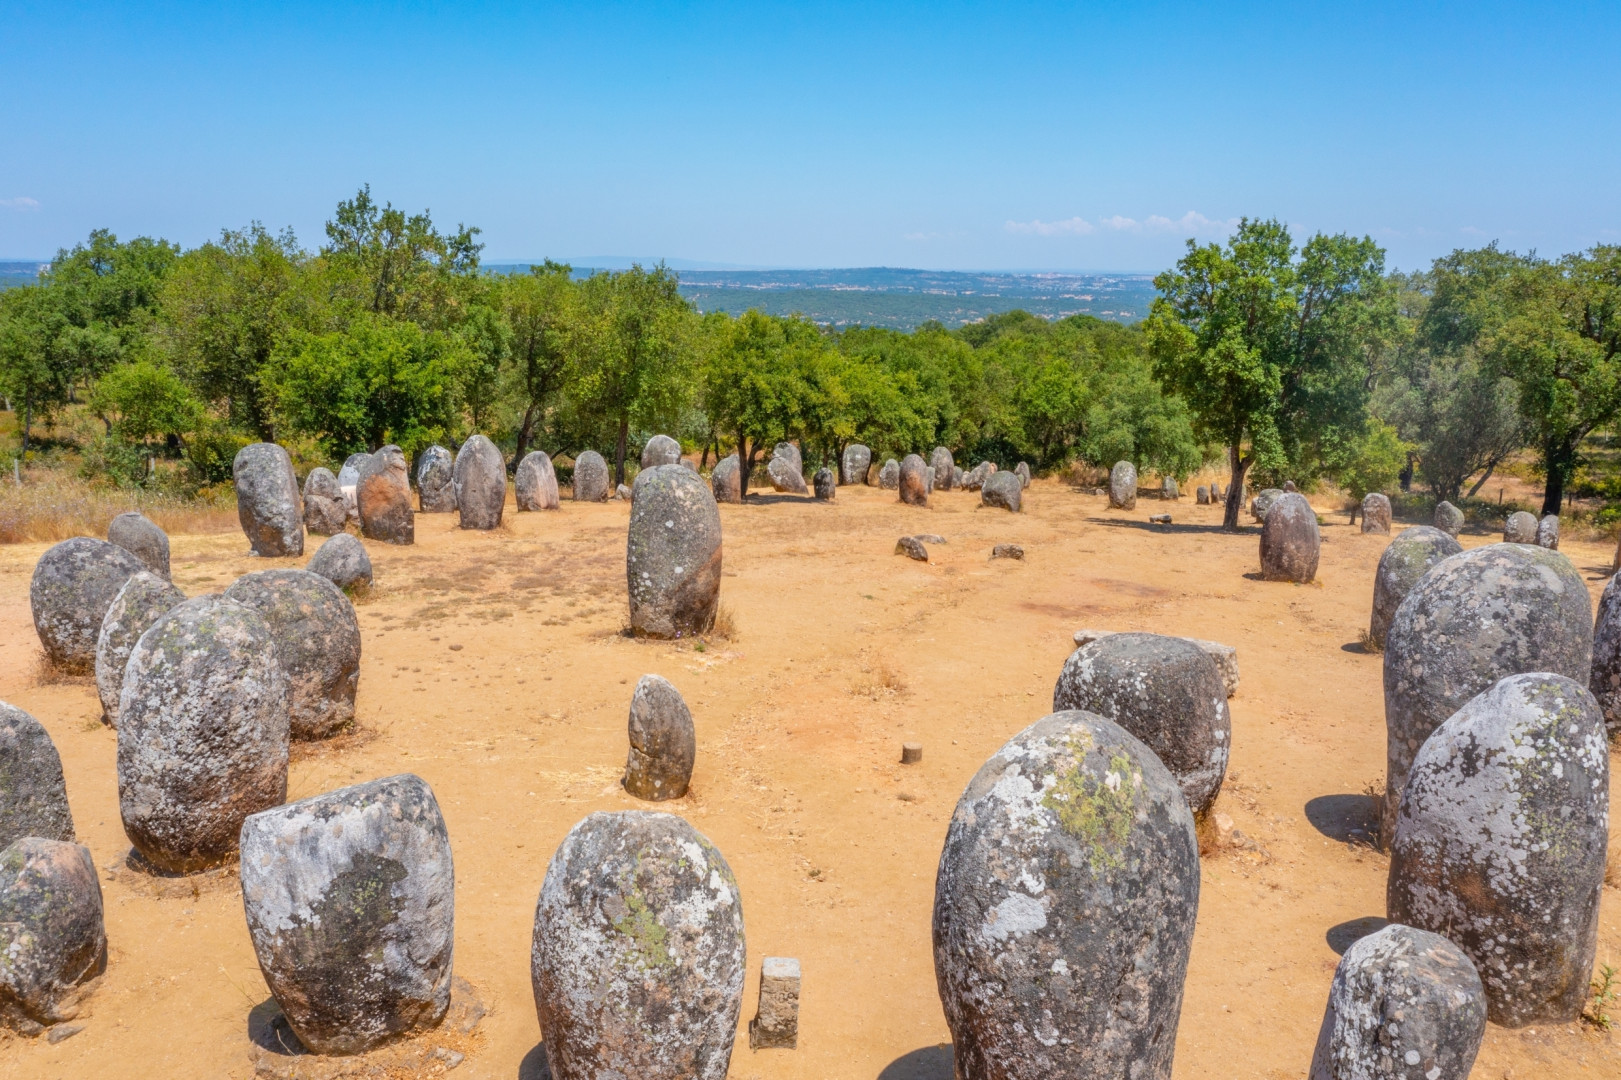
186 423 251 485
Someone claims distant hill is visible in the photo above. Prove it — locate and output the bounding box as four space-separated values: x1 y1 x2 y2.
0 261 46 290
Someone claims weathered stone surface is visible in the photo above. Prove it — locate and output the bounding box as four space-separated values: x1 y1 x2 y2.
1368 526 1462 649
31 537 147 674
895 536 929 561
1381 543 1593 844
898 454 929 506
952 466 966 487
1309 923 1486 1080
301 469 348 537
338 454 370 524
930 448 955 490
1072 629 1239 699
618 484 633 500
1536 513 1559 550
234 443 304 557
748 957 799 1050
531 811 746 1080
1196 485 1210 504
1014 462 1030 488
0 838 105 1030
627 465 723 638
107 511 170 578
1433 500 1463 537
641 435 682 469
1388 673 1608 1026
1259 492 1321 583
0 703 74 848
710 454 741 503
990 544 1024 560
1159 476 1177 500
1053 633 1230 816
1251 487 1284 522
933 711 1199 1080
117 596 289 872
452 434 506 530
915 533 946 545
878 459 900 490
573 451 610 502
622 675 695 801
515 451 561 511
980 471 1022 512
925 465 936 494
415 445 456 513
307 533 373 593
1502 510 1537 544
240 773 454 1055
1593 572 1621 738
225 569 361 741
812 468 835 501
961 462 994 491
768 446 808 494
1361 492 1392 535
357 446 414 545
841 444 871 485
95 572 186 727
1108 461 1137 510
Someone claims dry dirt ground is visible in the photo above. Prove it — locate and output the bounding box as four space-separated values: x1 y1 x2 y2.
1 479 1617 1080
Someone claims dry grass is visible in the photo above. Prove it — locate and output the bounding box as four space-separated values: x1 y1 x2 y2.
708 601 738 641
0 473 238 544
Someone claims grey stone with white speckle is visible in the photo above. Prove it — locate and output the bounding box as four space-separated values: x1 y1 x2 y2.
1503 510 1538 544
622 675 695 801
453 434 506 530
641 435 682 469
416 445 456 513
1014 462 1030 489
617 483 633 501
1433 501 1463 537
1108 461 1137 510
357 446 414 544
0 838 105 1031
573 451 610 502
95 572 186 727
767 447 807 495
980 471 1022 513
841 444 871 486
300 469 348 537
0 703 74 849
515 451 561 511
306 532 373 593
1260 492 1320 583
233 443 304 557
1161 476 1179 500
225 569 361 741
812 468 835 501
899 455 929 506
895 536 929 561
30 537 147 674
930 448 955 490
1251 487 1284 522
878 459 900 490
1071 629 1239 699
107 511 170 577
627 465 722 638
1368 527 1461 649
1361 493 1392 535
1535 514 1559 550
710 454 741 504
1592 572 1621 737
990 544 1024 560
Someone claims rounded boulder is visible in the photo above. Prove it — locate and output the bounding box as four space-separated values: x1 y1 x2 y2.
898 454 929 506
416 445 456 513
930 447 955 490
1592 572 1621 737
1108 460 1137 510
357 445 414 544
1502 510 1538 544
225 569 361 741
573 450 610 502
980 471 1022 513
453 434 506 530
710 454 741 503
1360 492 1392 534
301 468 348 537
1015 462 1030 488
812 467 835 501
1259 491 1320 583
1433 500 1463 537
107 511 170 578
627 465 723 638
0 703 75 849
515 451 561 511
767 445 807 494
841 444 871 485
1536 513 1559 550
233 442 304 557
641 434 682 469
30 537 147 674
306 532 373 593
622 675 695 801
0 838 105 1030
95 571 187 727
1367 526 1461 649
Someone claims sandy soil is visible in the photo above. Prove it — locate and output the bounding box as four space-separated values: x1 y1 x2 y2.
1 479 1617 1080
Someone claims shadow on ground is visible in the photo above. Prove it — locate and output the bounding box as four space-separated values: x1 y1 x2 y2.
879 1044 953 1080
1086 517 1252 536
1305 794 1379 844
1326 916 1390 955
517 1042 552 1080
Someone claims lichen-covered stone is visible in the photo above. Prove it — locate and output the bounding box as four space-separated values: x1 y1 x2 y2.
357 446 414 545
812 468 835 501
1015 462 1030 488
641 435 682 469
0 838 105 1030
1502 510 1537 544
622 675 695 801
1433 501 1463 537
1380 544 1592 843
306 533 373 593
531 811 745 1080
878 458 900 489
980 471 1022 513
933 711 1199 1080
301 469 348 537
627 465 722 638
95 572 186 727
842 444 871 485
107 511 170 577
1160 476 1179 500
415 445 456 513
1108 461 1137 510
710 454 741 503
0 703 74 849
1536 513 1559 550
117 596 289 872
573 450 610 502
895 536 929 561
239 773 454 1055
1361 493 1392 535
990 544 1023 560
31 537 147 674
234 443 304 557
1308 923 1486 1080
767 444 807 494
514 451 561 511
1593 573 1621 738
616 483 632 501
748 956 800 1050
1072 629 1239 699
1251 487 1284 522
1260 491 1320 583
1368 526 1461 649
452 434 506 530
930 447 955 490
898 454 929 506
1388 673 1608 1026
225 569 361 741
1053 633 1229 816
961 461 995 491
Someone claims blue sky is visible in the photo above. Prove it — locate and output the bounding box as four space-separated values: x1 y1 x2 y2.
1 1 1617 272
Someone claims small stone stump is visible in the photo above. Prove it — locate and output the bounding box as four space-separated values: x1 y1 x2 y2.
0 703 75 848
107 511 170 577
990 544 1024 560
357 446 414 544
225 570 361 740
627 465 723 638
895 536 928 561
573 450 610 502
1367 526 1461 649
878 459 900 489
841 444 871 485
516 451 561 510
95 571 186 727
301 469 348 537
748 957 800 1050
930 447 955 490
622 675 695 801
1108 461 1136 509
0 838 105 1031
306 533 373 593
1593 572 1621 738
1388 673 1608 1026
1536 513 1559 549
234 443 304 557
31 537 146 674
416 445 456 512
1360 492 1392 534
812 468 835 500
641 434 682 468
1309 923 1486 1080
453 434 506 530
900 743 922 764
240 773 454 1055
980 471 1021 512
711 454 741 503
1433 500 1463 537
1259 491 1320 583
898 454 929 506
1502 510 1537 544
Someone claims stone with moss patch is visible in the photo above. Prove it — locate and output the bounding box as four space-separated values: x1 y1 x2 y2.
0 703 74 849
0 838 105 1032
30 537 147 674
225 569 361 740
1367 526 1460 648
1592 572 1621 738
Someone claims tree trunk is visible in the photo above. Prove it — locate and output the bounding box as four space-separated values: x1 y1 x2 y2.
614 416 630 487
1223 445 1249 530
1540 437 1579 517
20 390 31 456
513 403 539 469
1464 458 1499 500
737 431 751 499
1541 465 1565 517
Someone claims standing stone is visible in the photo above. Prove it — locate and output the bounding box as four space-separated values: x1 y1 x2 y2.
748 957 800 1050
225 570 361 741
117 596 289 873
767 448 808 495
95 572 186 727
301 468 348 537
641 434 682 469
1196 485 1210 505
233 442 304 557
1251 487 1285 522
841 444 871 486
1308 924 1486 1080
1161 476 1179 500
617 482 634 502
107 511 170 577
515 450 562 511
1367 526 1462 649
416 445 456 513
878 459 900 490
961 462 993 491
1433 500 1463 537
0 703 74 848
1380 544 1593 845
306 532 373 593
357 445 414 545
930 447 955 490
980 471 1022 513
627 465 723 638
531 811 745 1080
622 675 695 801
711 454 741 504
1536 513 1559 549
933 711 1199 1080
1259 492 1321 583
1014 462 1030 489
812 468 835 501
0 838 105 1030
573 450 610 502
898 454 929 507
1052 633 1229 816
1593 573 1621 737
453 434 506 530
338 453 370 523
1108 461 1137 510
1388 673 1608 1026
953 466 967 488
1361 492 1392 535
924 465 936 494
1503 510 1538 544
239 774 454 1055
771 442 801 475
30 538 146 674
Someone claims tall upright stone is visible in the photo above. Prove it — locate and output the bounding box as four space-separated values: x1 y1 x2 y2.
627 465 723 638
878 459 900 490
515 450 562 511
1433 500 1463 537
641 434 682 469
841 444 871 485
95 571 186 727
107 511 170 578
1360 492 1392 534
416 445 456 512
225 570 361 741
338 453 369 523
622 675 696 801
1161 476 1179 500
933 712 1198 1080
710 454 742 504
1536 513 1559 550
1593 572 1621 738
930 447 955 490
30 538 145 674
452 434 506 530
1367 526 1461 649
1014 462 1031 488
812 468 836 501
1259 491 1320 583
301 468 348 537
357 445 414 544
573 450 610 502
898 454 929 507
1503 510 1538 544
0 703 75 849
233 442 304 557
1108 461 1137 510
0 838 105 1031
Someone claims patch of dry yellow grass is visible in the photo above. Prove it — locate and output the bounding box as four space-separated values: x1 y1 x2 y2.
0 473 238 544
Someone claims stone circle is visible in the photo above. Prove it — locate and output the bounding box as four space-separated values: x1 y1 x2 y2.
622 675 696 801
225 569 362 740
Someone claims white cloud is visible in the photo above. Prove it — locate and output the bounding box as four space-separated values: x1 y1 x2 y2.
1006 210 1239 238
1004 217 1096 236
0 197 40 211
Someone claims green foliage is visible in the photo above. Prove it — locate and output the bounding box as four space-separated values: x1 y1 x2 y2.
185 422 252 484
1333 419 1410 501
78 433 153 488
322 185 483 324
89 360 203 445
